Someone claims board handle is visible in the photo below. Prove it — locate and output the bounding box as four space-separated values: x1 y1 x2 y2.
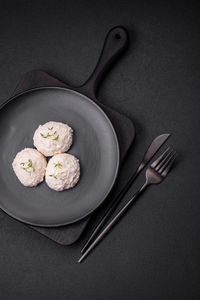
79 26 129 100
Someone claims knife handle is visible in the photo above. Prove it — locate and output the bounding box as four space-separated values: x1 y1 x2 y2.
81 168 139 253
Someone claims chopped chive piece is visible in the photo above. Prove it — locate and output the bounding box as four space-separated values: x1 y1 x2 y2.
40 132 51 138
28 159 32 168
49 171 64 180
49 174 57 179
53 135 59 141
54 162 62 168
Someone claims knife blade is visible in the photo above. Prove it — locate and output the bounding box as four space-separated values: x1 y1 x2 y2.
81 133 170 254
136 133 171 174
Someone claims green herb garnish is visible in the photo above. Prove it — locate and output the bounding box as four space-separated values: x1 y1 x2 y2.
53 135 59 141
40 129 58 141
40 132 52 138
49 174 57 179
28 159 32 167
20 159 35 172
49 171 64 180
57 172 64 181
54 162 62 168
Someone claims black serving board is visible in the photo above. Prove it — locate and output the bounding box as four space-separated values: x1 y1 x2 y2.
3 26 136 243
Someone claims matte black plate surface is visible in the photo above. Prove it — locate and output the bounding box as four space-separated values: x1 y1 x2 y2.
0 87 119 227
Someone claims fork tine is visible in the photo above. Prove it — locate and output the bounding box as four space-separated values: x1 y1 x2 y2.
160 152 177 176
155 149 174 171
151 147 170 169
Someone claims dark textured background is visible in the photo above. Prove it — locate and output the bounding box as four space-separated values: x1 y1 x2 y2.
0 1 200 299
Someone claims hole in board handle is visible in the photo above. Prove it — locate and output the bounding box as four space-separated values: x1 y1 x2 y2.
115 33 121 40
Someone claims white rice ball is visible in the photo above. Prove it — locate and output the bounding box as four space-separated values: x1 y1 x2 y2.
12 148 47 187
45 153 80 191
33 121 73 157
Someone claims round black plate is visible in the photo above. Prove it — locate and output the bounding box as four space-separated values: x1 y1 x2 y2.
0 87 119 227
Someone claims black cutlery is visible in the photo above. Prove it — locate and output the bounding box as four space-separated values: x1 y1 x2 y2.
81 133 170 254
78 147 177 263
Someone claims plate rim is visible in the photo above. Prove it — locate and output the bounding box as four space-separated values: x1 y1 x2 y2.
0 86 120 227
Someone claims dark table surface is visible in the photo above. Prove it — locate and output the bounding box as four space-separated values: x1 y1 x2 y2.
0 1 200 299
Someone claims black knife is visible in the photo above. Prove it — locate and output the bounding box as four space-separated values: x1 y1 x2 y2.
81 133 170 254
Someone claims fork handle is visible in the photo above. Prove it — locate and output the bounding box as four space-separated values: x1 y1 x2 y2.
99 184 147 232
78 182 148 263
